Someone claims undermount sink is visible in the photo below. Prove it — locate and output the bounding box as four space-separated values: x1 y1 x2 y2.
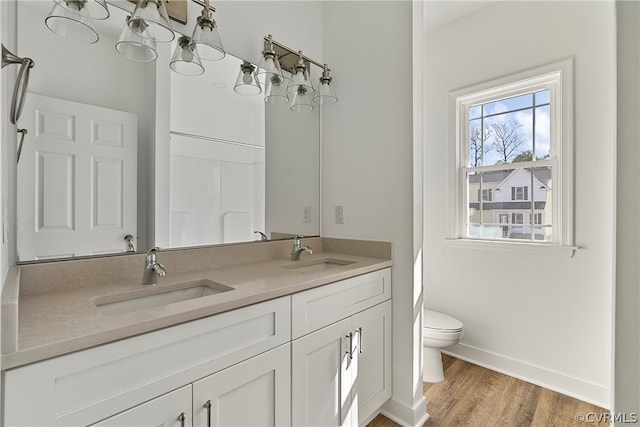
283 258 355 273
94 279 234 316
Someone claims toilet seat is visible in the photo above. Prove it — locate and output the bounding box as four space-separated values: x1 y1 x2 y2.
423 309 463 333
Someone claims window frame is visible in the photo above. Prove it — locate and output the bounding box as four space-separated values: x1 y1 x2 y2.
446 59 575 257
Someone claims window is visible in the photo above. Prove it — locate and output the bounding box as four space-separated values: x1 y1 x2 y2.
532 213 543 225
511 186 528 201
512 213 524 224
448 59 574 249
478 188 493 201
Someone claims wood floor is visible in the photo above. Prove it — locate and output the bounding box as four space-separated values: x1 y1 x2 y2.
368 355 609 427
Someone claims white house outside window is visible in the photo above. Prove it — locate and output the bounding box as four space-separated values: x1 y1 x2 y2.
447 59 574 252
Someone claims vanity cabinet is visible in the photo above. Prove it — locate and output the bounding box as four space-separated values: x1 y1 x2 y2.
3 267 391 427
291 268 392 426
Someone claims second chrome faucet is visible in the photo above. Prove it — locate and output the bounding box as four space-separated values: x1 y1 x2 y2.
143 247 167 285
290 235 313 261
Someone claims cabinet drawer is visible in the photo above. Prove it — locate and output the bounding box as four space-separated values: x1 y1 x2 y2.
291 268 391 339
4 296 290 427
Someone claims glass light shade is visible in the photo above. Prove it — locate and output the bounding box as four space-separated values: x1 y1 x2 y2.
45 2 99 44
314 77 338 105
53 0 110 20
234 62 261 96
264 74 289 104
256 53 281 76
191 14 225 61
129 0 174 43
290 86 314 112
287 66 313 95
115 16 158 62
170 36 204 76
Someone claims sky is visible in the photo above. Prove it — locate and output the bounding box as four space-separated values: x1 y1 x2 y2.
469 89 551 166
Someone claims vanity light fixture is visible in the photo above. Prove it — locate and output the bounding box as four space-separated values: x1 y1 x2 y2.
234 61 261 96
190 0 225 61
256 36 285 84
286 51 314 96
45 0 110 44
256 35 338 111
169 35 204 76
128 0 175 43
115 15 158 62
313 64 338 105
257 36 288 104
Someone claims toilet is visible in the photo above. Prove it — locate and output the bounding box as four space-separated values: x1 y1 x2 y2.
423 309 464 383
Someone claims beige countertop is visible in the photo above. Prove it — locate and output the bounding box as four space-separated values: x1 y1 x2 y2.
2 243 391 370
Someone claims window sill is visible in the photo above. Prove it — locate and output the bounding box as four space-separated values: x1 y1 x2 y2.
444 238 578 258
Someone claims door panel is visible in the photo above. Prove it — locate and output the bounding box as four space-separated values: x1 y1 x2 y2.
292 318 353 427
17 93 137 260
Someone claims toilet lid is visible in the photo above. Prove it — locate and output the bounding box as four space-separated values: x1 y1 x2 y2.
424 309 463 332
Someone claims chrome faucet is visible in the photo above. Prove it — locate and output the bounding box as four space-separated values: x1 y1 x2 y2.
254 231 268 241
290 235 312 261
124 234 136 252
143 247 167 285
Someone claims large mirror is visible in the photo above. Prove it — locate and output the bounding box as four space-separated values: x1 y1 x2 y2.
15 1 320 262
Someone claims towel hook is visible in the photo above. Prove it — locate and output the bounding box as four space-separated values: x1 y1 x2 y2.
2 44 34 125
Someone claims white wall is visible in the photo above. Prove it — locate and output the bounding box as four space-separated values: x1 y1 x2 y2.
424 1 615 407
322 2 427 425
614 0 640 416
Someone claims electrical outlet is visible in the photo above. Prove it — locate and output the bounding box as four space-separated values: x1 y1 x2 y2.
335 205 344 224
303 206 311 223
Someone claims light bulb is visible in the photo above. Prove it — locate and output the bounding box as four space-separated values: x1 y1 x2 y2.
243 71 253 84
271 75 282 85
67 0 84 12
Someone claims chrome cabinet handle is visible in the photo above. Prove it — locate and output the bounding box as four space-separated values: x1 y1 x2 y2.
346 332 354 360
357 327 363 354
177 412 186 427
203 400 212 427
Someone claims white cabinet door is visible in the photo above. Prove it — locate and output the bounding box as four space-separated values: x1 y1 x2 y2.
353 300 392 425
292 317 356 427
91 385 191 427
291 300 392 427
192 344 291 427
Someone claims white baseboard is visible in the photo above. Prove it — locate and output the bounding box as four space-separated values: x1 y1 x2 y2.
444 343 611 409
380 396 428 427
